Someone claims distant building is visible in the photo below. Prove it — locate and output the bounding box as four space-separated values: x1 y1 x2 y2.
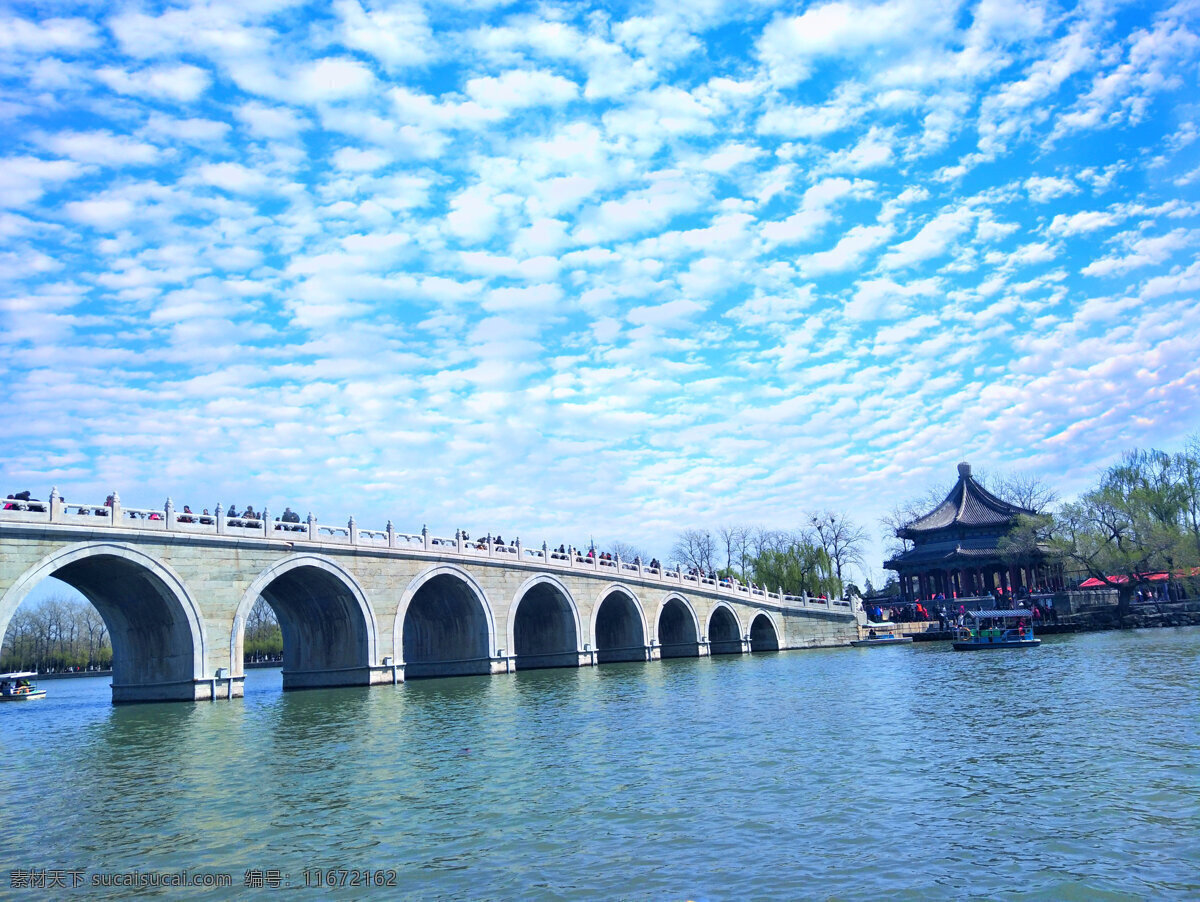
884 462 1063 601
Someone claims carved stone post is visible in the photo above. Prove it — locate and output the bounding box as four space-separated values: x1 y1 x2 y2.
422 524 430 551
348 515 358 545
388 521 396 548
110 490 122 526
49 487 63 523
261 507 270 536
306 512 316 540
215 502 226 535
165 497 176 529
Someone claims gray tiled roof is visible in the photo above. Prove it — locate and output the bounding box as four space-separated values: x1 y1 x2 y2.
901 462 1033 535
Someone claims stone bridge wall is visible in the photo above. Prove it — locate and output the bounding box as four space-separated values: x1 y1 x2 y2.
0 500 858 702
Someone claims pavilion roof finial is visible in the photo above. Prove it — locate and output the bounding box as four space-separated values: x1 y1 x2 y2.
958 461 972 479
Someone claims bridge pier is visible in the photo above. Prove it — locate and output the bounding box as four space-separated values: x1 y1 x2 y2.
281 664 396 691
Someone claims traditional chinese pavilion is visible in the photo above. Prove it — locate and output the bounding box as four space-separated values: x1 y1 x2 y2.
884 462 1064 601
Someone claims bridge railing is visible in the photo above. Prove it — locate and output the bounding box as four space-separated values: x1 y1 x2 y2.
1 488 859 616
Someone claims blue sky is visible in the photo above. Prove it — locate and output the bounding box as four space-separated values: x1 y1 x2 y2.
2 0 1199 585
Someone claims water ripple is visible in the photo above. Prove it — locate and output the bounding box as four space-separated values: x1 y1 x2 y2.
1 628 1197 899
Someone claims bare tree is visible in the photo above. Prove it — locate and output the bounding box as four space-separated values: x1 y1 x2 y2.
671 528 717 574
717 524 750 578
247 598 278 633
608 540 649 563
989 471 1058 513
809 510 869 588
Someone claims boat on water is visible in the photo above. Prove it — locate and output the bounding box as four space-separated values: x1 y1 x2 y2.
850 629 914 647
952 610 1040 650
0 672 47 701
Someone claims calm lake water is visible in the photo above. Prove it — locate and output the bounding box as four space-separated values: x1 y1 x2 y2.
3 628 1198 900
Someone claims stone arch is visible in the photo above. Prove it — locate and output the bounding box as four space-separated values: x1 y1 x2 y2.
749 611 781 652
655 593 701 658
232 554 379 689
590 584 648 664
0 542 207 702
507 574 582 671
707 602 744 655
395 565 497 678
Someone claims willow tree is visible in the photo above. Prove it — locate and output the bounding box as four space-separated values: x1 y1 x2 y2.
1050 448 1197 602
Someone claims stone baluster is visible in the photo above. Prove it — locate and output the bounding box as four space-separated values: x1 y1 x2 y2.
165 497 176 529
567 545 574 568
388 521 396 548
306 512 315 540
592 550 599 571
637 557 643 577
778 586 784 603
422 524 430 551
487 534 494 558
215 502 226 535
110 490 122 526
676 564 683 583
261 506 270 536
515 537 522 559
49 487 63 523
348 515 358 545
455 529 464 553
542 541 549 563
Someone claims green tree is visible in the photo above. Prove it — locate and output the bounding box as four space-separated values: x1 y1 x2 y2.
1050 449 1194 602
750 540 838 598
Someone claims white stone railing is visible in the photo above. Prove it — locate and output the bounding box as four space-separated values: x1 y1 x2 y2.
0 488 856 614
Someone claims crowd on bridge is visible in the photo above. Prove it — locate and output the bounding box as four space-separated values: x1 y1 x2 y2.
3 491 45 512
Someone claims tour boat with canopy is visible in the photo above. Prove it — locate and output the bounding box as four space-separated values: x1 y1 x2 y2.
952 609 1040 650
0 672 47 701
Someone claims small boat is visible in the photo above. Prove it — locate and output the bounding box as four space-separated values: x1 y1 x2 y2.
851 630 914 647
952 610 1040 650
0 672 47 701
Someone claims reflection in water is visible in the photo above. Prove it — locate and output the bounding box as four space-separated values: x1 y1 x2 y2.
2 630 1199 899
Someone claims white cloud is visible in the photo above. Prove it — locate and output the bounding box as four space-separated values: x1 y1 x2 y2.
0 157 87 207
1025 175 1080 203
336 0 434 70
39 131 160 167
292 58 375 103
1046 210 1118 237
236 102 310 139
880 207 975 269
802 224 895 276
1081 228 1196 277
762 178 875 245
758 0 952 86
195 162 272 194
0 16 100 53
843 276 939 320
333 147 391 172
465 70 580 110
97 65 211 103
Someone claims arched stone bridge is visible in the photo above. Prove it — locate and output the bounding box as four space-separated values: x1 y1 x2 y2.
0 492 860 703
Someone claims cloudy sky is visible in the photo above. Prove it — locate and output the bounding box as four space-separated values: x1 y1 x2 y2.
2 0 1199 583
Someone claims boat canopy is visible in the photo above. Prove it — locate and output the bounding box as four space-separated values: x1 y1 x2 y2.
0 672 38 680
967 610 1034 619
